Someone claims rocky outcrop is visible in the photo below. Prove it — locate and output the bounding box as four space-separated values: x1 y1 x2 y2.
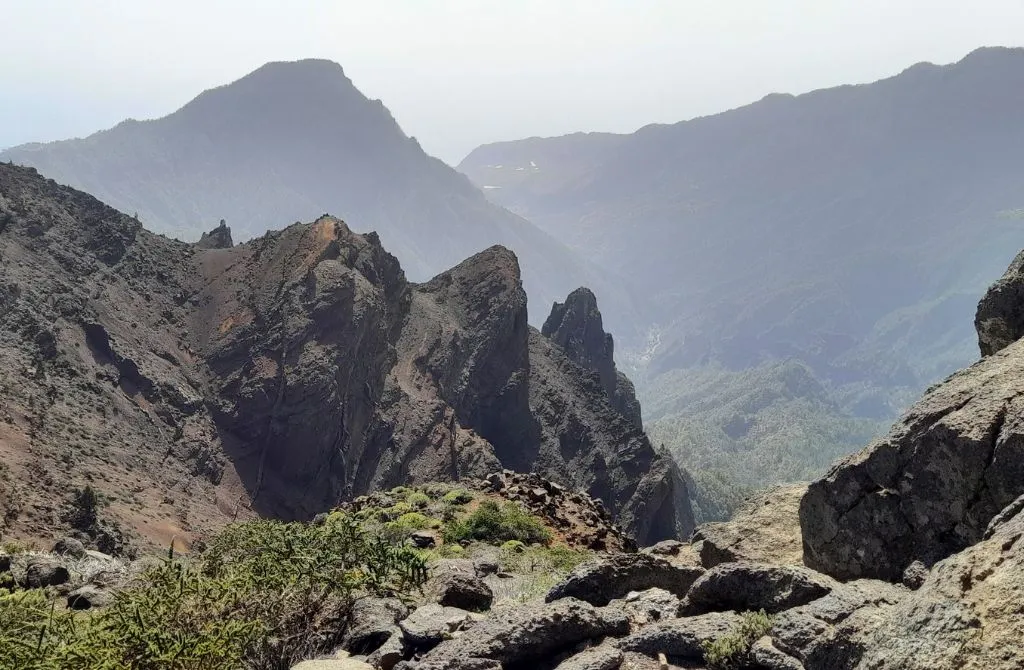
769 579 906 670
853 497 1024 669
195 220 233 249
342 598 409 655
541 287 641 428
396 598 629 670
684 562 836 614
530 329 694 543
800 334 1024 580
0 163 693 546
436 574 493 612
476 471 636 552
546 552 703 606
976 249 1024 356
693 483 806 568
614 611 740 660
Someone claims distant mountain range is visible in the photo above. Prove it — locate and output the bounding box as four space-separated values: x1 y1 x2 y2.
0 60 633 323
460 47 1024 514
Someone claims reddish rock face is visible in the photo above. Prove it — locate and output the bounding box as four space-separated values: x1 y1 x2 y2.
0 163 693 547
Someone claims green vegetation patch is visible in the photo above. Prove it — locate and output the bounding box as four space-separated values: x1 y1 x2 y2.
701 609 774 669
0 513 428 670
443 499 553 546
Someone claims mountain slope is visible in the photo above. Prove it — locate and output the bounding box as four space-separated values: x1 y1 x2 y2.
460 47 1024 509
0 163 691 547
0 59 633 324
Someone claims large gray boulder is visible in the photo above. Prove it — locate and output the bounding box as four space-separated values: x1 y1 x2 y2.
852 499 1024 669
685 562 836 615
614 611 740 660
769 579 906 670
800 335 1024 581
52 537 87 559
546 552 703 606
976 249 1024 356
553 645 623 670
399 598 629 670
608 587 681 625
24 556 70 588
436 573 493 612
397 604 479 651
67 584 115 610
342 597 409 655
694 483 806 569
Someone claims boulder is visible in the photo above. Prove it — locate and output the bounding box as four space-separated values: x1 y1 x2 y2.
52 537 87 559
546 552 703 606
615 611 740 660
642 539 686 557
366 631 406 670
976 248 1024 356
541 287 642 429
685 563 836 615
693 484 806 569
769 579 906 670
473 556 500 577
437 574 493 612
400 660 500 670
290 659 373 670
342 597 409 654
553 645 623 670
901 561 928 590
800 335 1024 581
402 598 629 670
608 588 681 625
195 220 234 250
398 604 478 650
67 584 115 610
750 636 805 670
410 531 437 549
853 500 1024 669
24 556 70 588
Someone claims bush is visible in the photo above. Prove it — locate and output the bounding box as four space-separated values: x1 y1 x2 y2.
701 610 774 670
381 512 438 544
379 502 413 521
406 491 431 509
443 500 552 546
441 488 474 505
491 544 588 604
67 485 100 532
0 513 429 670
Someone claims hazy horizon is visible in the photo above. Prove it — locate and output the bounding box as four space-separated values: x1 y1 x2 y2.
3 1 1024 163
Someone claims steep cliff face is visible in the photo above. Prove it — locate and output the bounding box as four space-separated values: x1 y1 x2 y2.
802 247 1024 581
976 248 1024 356
0 164 693 546
541 287 643 428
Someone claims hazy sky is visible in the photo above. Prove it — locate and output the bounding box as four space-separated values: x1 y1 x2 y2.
2 0 1023 163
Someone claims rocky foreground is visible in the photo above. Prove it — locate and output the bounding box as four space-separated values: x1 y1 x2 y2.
275 248 1024 669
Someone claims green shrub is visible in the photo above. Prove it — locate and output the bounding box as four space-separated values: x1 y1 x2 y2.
0 514 429 670
438 544 465 558
382 512 438 544
443 500 552 546
66 485 100 532
406 491 431 509
0 588 78 669
378 501 414 521
442 488 474 505
701 609 774 669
